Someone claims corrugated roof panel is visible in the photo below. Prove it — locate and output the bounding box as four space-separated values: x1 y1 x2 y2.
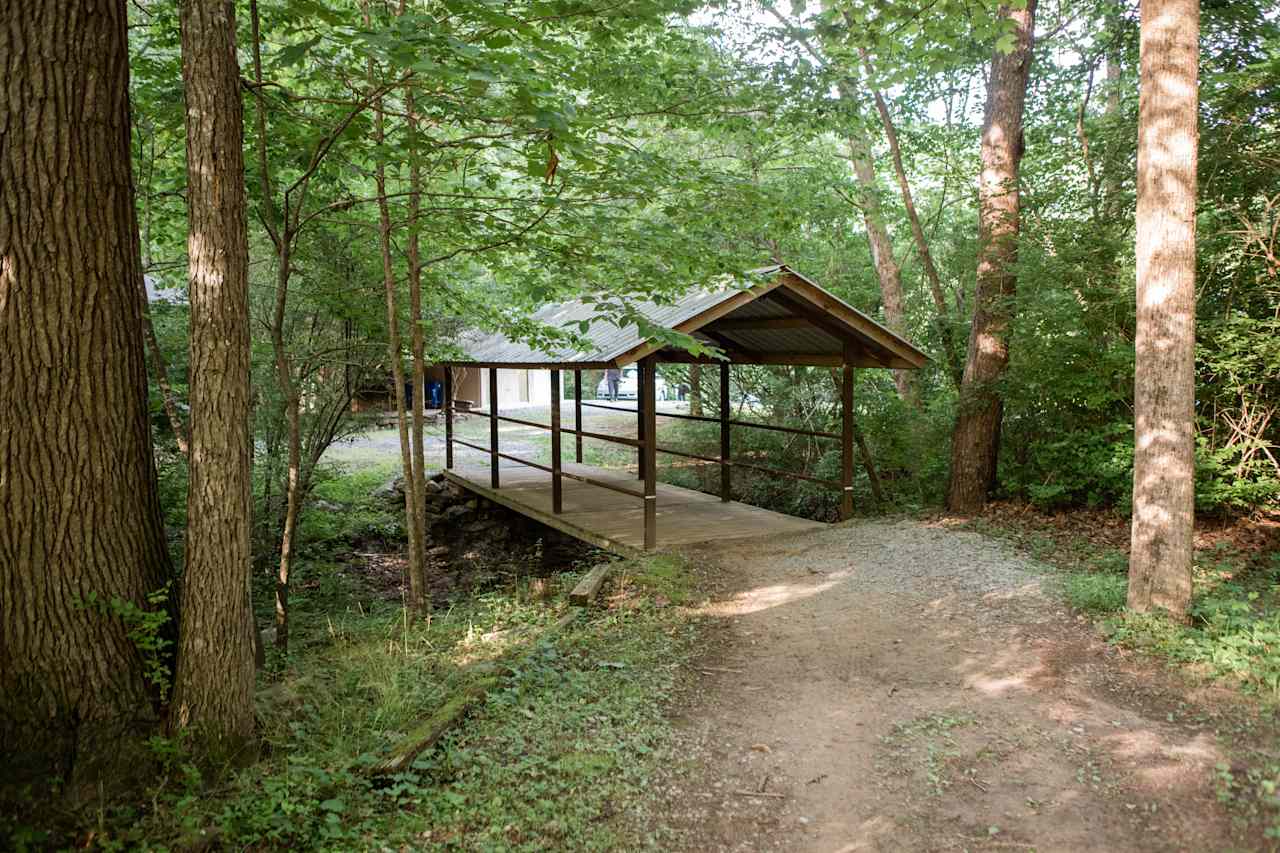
455 281 745 365
718 325 844 355
443 264 928 369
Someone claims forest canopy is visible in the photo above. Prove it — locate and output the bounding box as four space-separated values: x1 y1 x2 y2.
2 0 1278 846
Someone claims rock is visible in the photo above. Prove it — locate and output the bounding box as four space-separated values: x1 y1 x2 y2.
442 505 472 523
372 476 405 500
312 499 342 513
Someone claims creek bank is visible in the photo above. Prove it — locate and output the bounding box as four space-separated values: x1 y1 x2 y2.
377 471 598 585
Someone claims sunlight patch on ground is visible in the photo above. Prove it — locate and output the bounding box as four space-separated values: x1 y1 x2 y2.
698 568 856 616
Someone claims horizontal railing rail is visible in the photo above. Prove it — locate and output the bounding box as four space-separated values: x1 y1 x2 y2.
654 444 841 489
445 360 857 550
467 409 642 450
576 400 839 440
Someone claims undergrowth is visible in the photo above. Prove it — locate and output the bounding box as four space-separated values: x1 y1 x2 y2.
11 536 702 850
973 514 1280 838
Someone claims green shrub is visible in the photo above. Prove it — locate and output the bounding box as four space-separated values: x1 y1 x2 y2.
1062 572 1128 614
1104 553 1280 697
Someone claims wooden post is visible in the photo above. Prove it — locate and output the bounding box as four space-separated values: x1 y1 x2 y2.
489 367 499 488
642 356 657 549
841 364 854 520
573 370 583 463
444 366 453 470
551 369 563 514
636 363 645 479
719 362 731 502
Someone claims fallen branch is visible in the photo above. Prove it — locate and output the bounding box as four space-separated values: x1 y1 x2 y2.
369 676 501 776
370 610 579 776
733 790 786 799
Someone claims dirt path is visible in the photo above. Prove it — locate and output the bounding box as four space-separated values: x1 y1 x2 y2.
659 519 1263 852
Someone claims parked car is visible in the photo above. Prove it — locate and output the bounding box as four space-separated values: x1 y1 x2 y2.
597 367 668 401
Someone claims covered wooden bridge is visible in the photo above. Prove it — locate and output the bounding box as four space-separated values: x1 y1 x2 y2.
439 264 927 555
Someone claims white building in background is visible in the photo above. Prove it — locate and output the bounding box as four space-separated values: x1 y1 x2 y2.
446 366 554 411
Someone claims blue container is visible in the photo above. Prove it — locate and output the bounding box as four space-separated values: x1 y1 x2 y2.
426 380 443 409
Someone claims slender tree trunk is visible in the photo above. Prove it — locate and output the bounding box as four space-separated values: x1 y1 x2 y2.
370 37 426 612
138 293 191 455
137 124 190 455
860 51 965 389
689 364 703 416
247 0 302 651
847 135 919 406
763 8 925 406
406 83 430 605
170 0 256 750
271 258 302 651
1128 0 1198 618
0 0 174 791
946 0 1038 513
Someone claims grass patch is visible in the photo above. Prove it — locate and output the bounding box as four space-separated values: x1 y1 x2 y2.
1061 571 1128 614
1103 565 1280 698
616 554 697 605
295 462 403 548
30 554 701 851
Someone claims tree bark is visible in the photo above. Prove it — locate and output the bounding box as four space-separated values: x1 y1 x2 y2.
860 51 966 389
370 30 426 613
847 135 919 406
402 0 429 608
1128 0 1198 618
0 0 174 790
946 0 1038 513
762 8 922 407
689 364 703 416
170 0 257 751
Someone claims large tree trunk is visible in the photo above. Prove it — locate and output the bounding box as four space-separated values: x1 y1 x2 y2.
847 135 918 407
946 0 1038 514
1128 0 1198 618
170 0 257 750
0 0 174 791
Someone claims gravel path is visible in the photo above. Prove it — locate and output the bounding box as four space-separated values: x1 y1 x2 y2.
657 518 1243 852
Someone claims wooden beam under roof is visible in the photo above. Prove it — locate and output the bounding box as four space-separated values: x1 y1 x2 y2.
703 315 809 332
777 271 929 367
655 349 890 368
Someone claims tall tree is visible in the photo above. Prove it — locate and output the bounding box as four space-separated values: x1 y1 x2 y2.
946 0 1039 513
1128 0 1199 617
369 3 427 613
858 52 965 390
170 0 256 748
0 0 173 787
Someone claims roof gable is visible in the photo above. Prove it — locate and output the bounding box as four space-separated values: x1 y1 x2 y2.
444 264 928 370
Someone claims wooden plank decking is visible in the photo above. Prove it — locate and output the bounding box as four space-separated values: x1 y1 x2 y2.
443 461 825 555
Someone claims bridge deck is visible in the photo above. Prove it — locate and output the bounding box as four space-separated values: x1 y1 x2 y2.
444 461 825 555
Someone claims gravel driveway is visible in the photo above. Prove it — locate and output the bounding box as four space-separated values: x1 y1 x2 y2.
658 519 1244 852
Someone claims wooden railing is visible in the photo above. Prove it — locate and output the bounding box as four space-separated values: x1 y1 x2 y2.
443 360 855 550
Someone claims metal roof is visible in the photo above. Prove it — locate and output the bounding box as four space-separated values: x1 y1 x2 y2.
443 264 929 370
